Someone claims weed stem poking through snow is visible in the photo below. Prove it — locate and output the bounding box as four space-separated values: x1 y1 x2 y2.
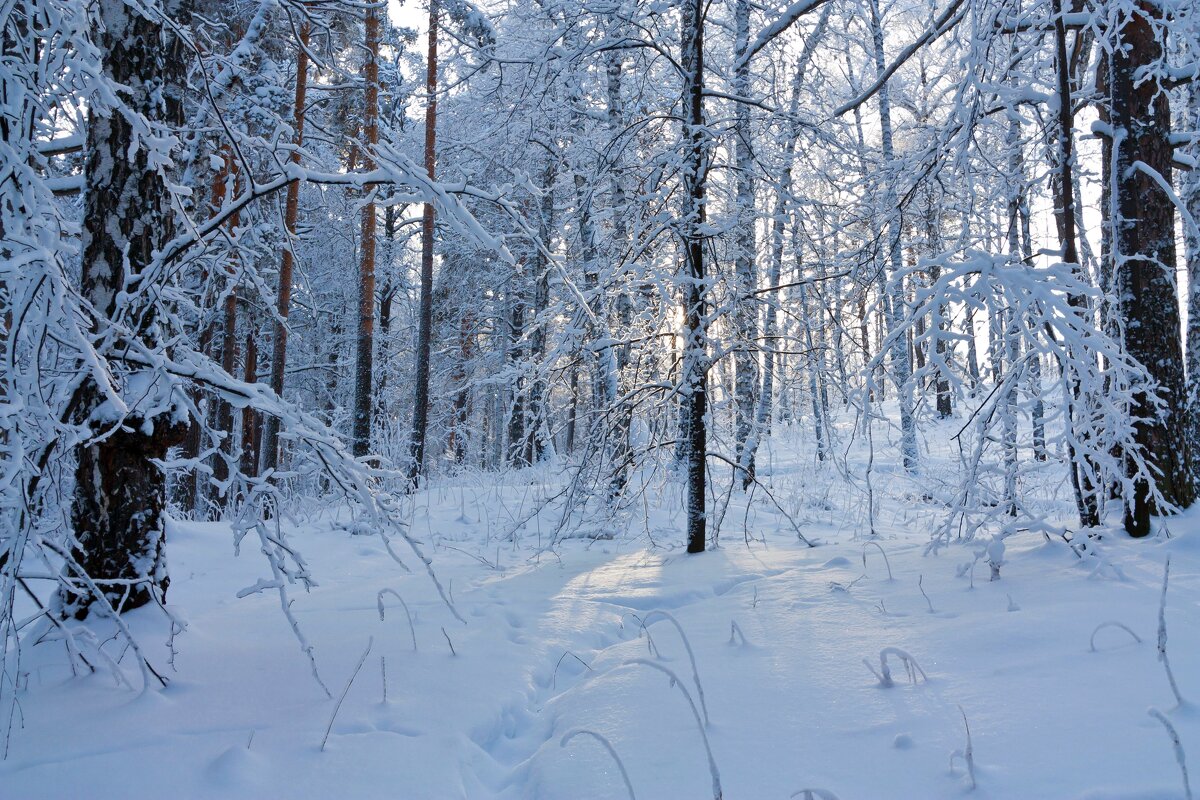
639 610 709 726
320 636 372 752
949 705 976 790
624 658 722 799
1089 622 1141 652
376 588 417 651
551 651 593 690
560 728 638 800
862 541 893 580
1157 557 1185 707
1148 707 1192 800
918 574 934 613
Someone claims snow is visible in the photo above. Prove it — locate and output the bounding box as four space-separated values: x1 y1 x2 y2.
3 445 1200 799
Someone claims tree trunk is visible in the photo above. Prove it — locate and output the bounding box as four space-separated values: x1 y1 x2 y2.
241 321 260 478
213 149 239 493
526 159 557 463
868 0 918 474
1185 55 1200 488
352 6 380 458
681 0 708 553
408 0 438 486
732 0 758 489
262 23 309 476
1103 2 1194 536
63 0 192 617
1050 0 1099 526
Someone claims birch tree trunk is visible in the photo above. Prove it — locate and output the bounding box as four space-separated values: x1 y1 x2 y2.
732 0 758 489
867 0 918 473
681 0 709 553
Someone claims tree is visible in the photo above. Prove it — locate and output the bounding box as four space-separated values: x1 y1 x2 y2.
353 5 381 458
681 0 709 553
1100 0 1195 535
408 0 439 487
61 0 193 616
262 23 311 477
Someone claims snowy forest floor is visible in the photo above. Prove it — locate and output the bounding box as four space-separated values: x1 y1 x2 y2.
4 427 1200 799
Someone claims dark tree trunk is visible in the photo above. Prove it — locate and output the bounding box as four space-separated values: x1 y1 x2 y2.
63 0 192 618
213 149 238 492
1051 0 1100 527
681 0 708 553
1103 3 1194 536
408 0 439 486
241 321 260 477
507 284 529 468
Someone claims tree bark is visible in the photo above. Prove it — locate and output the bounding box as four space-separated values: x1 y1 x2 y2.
732 0 758 489
63 0 192 617
352 6 380 458
1051 0 1099 526
262 23 310 476
1103 2 1194 536
408 0 439 486
681 0 708 553
867 0 918 474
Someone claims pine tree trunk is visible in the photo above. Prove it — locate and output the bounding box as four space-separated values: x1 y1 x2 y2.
241 322 260 477
262 23 309 476
408 0 438 486
63 0 192 618
1184 65 1200 487
213 149 239 493
1104 3 1194 535
352 6 380 459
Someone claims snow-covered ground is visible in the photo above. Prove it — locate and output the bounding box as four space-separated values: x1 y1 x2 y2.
3 434 1199 799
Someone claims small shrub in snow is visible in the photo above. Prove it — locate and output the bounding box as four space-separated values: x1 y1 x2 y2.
864 647 927 688
949 706 976 790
